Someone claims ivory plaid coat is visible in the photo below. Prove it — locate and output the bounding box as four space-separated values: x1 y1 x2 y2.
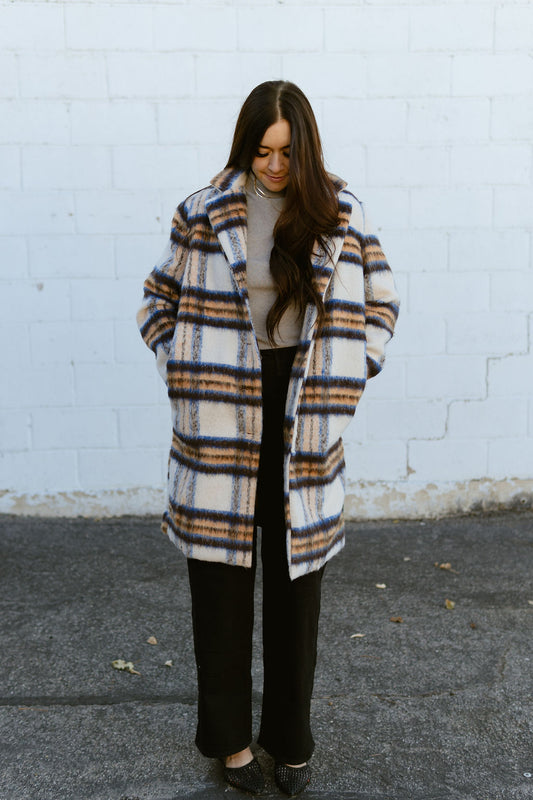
137 168 399 579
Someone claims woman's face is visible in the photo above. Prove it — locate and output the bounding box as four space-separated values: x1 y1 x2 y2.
251 118 291 193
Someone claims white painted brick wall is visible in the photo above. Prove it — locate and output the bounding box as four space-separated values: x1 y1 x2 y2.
30 321 115 366
19 55 108 99
408 99 491 143
450 145 531 186
32 408 119 450
406 357 487 400
23 146 112 190
452 55 533 96
77 449 165 490
448 398 528 439
449 231 530 273
28 236 115 279
0 192 75 235
410 6 494 51
0 3 64 51
408 440 488 483
488 354 533 397
495 187 533 229
488 439 533 481
0 146 20 189
325 7 409 52
1 102 71 145
0 451 78 494
74 191 162 234
446 313 528 355
492 97 533 141
65 5 154 51
495 5 533 51
1 0 532 518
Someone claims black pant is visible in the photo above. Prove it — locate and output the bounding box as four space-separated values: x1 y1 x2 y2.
187 346 325 764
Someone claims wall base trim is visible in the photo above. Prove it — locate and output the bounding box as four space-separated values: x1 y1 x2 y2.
1 479 532 519
344 477 533 519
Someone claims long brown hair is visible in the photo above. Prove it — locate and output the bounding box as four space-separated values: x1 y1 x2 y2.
226 81 339 344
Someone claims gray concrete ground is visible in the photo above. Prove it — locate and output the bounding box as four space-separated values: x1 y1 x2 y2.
0 512 532 800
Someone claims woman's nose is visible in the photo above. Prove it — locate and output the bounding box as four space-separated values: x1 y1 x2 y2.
269 152 283 172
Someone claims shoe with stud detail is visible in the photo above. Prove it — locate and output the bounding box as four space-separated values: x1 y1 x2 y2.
221 756 265 794
274 762 311 796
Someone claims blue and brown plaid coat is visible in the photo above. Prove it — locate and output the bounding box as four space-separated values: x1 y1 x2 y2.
137 168 399 579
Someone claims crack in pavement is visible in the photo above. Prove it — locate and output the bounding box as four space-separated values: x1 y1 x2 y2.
0 693 197 708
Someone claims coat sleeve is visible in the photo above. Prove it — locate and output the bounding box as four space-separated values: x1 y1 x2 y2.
136 202 190 382
360 204 400 379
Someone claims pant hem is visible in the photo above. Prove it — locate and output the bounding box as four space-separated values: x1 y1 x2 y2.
195 737 253 760
256 734 314 765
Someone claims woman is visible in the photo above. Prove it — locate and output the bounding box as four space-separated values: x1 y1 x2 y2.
137 80 399 796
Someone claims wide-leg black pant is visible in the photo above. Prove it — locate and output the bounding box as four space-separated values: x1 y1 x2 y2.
187 346 325 764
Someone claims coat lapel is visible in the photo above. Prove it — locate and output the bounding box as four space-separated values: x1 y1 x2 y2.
205 169 249 300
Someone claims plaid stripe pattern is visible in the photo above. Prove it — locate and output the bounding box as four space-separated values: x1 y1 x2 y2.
137 168 399 579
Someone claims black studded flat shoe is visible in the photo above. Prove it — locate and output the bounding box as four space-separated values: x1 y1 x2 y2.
221 756 265 794
274 762 311 796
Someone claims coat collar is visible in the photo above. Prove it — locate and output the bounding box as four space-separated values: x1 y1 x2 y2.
209 167 248 193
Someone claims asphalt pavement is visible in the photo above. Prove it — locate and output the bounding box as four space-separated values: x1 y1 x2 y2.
0 512 532 800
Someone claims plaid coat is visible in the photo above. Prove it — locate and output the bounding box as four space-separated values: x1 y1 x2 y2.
137 168 399 579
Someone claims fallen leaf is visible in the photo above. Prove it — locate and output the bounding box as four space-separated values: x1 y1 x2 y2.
350 633 365 639
528 600 533 606
376 583 387 589
444 598 456 610
470 622 477 629
111 659 141 675
164 660 173 667
147 636 158 645
434 562 459 574
390 616 403 624
403 557 411 562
